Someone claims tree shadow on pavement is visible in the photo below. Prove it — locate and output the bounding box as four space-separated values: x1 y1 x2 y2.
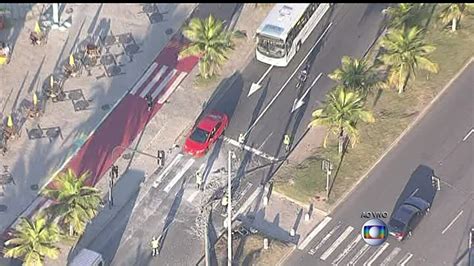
207 208 219 266
159 178 186 252
68 169 146 265
0 3 36 50
86 4 103 36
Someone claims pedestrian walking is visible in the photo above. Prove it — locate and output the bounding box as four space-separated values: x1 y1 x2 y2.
151 236 160 257
196 170 203 191
146 94 153 111
283 134 291 153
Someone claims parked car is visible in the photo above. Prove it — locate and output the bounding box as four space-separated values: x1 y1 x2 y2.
388 195 431 241
183 110 229 157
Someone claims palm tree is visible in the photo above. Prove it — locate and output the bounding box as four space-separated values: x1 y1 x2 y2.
179 15 244 79
379 26 439 94
438 4 470 32
42 169 102 237
328 56 384 99
308 86 375 154
383 3 424 29
4 215 60 266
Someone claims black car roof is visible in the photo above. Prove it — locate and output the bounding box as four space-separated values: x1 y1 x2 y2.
392 203 420 224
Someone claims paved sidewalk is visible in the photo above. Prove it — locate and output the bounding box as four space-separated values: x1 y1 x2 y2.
0 3 197 233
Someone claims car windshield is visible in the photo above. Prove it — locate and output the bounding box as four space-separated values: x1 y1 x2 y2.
393 205 417 223
256 34 286 59
189 128 209 143
389 219 406 232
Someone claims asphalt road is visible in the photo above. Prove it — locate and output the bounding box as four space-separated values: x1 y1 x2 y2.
222 3 388 165
80 3 392 265
284 61 474 265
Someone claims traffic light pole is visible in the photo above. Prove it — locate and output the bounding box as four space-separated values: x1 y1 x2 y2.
111 145 163 161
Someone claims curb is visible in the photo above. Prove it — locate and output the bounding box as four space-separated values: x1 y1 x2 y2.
2 4 200 235
272 190 329 216
328 56 474 214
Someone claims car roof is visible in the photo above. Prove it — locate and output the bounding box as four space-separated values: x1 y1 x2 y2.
196 112 222 132
404 196 430 211
392 204 419 224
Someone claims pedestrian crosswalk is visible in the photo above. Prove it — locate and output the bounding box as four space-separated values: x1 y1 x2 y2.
301 217 415 266
129 63 186 103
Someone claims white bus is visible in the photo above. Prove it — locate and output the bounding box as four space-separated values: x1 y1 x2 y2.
255 3 331 67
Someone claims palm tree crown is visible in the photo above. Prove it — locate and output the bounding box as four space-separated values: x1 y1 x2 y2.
42 169 101 236
309 86 375 150
179 15 243 79
379 26 439 94
438 4 469 32
384 3 424 29
4 216 60 266
328 56 383 99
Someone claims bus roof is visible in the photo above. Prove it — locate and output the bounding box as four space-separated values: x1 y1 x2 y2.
257 3 310 40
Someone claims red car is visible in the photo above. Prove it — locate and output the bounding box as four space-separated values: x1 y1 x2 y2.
183 110 229 157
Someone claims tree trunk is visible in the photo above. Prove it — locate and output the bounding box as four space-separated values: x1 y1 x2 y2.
338 128 344 154
452 17 457 32
398 66 404 94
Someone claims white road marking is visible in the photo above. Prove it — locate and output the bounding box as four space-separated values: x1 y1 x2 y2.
442 210 464 234
244 22 333 137
130 62 159 95
312 223 342 253
332 234 362 265
398 253 413 266
257 132 273 150
187 190 200 203
298 216 333 250
139 65 168 98
158 71 188 104
363 242 390 266
153 153 183 188
348 244 370 265
380 247 401 266
248 65 274 97
151 69 178 100
291 73 323 112
320 226 354 260
223 136 278 161
462 128 474 142
163 158 195 193
232 187 261 221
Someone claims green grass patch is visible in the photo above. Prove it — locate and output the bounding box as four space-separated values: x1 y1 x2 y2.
215 233 292 265
274 4 474 210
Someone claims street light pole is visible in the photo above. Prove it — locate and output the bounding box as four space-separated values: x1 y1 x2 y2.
227 150 232 266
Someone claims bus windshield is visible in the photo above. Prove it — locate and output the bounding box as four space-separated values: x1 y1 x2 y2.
256 34 286 59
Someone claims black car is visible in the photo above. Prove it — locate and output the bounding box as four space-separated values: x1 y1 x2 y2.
388 195 431 241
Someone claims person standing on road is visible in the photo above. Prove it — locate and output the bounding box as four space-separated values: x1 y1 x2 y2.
196 170 203 191
283 134 291 153
146 94 153 112
151 236 160 257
